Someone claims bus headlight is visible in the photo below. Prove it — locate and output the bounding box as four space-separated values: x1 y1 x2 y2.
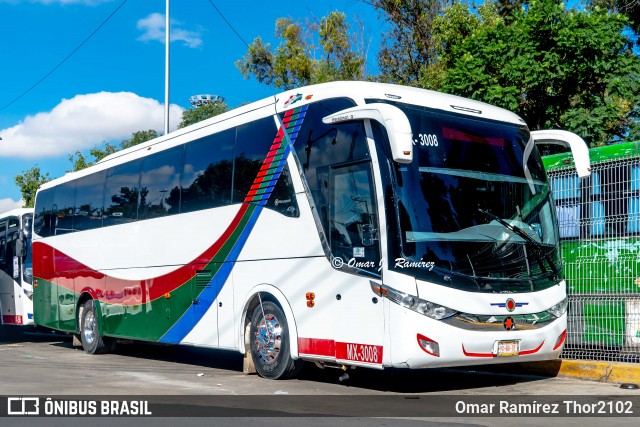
546 298 568 318
371 281 457 320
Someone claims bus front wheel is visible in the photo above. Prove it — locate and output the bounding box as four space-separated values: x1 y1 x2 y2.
249 300 302 379
80 300 114 354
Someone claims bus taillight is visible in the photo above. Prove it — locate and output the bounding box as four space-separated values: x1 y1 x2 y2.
417 333 440 357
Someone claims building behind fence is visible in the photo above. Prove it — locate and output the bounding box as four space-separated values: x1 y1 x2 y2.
543 141 640 363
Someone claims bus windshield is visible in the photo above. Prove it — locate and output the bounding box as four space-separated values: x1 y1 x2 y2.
388 102 561 292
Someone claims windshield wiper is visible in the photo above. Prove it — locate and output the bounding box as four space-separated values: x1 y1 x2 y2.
477 208 559 279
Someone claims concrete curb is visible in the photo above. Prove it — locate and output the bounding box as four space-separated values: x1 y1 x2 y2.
491 360 640 385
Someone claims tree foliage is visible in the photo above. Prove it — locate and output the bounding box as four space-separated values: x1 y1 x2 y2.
14 165 50 208
236 11 366 90
366 0 452 87
178 102 229 129
590 0 640 34
68 129 159 172
438 0 640 145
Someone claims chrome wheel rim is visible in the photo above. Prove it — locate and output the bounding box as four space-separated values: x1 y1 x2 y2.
254 312 283 365
83 309 96 345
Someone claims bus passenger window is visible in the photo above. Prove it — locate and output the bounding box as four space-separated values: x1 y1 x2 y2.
74 171 106 231
0 221 6 272
139 146 183 220
103 160 142 226
34 188 55 237
233 117 279 204
181 129 234 213
52 182 76 236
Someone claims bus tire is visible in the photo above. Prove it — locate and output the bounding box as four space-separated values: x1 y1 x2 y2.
249 300 302 379
80 300 114 354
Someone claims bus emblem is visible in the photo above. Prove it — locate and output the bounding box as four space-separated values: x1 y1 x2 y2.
505 298 516 312
503 316 516 330
491 299 528 312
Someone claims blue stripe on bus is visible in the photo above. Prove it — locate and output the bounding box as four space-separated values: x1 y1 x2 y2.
159 205 264 344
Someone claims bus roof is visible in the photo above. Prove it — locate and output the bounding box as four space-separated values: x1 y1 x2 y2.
38 81 527 191
543 140 640 172
0 208 33 219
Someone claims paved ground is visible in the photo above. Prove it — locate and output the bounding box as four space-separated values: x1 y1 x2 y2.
0 326 638 427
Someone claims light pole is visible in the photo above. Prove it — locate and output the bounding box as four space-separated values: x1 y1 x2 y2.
164 0 170 135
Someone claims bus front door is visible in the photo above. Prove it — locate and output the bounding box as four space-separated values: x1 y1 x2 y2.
328 162 385 367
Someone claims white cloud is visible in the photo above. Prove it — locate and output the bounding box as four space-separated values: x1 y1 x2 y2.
0 198 23 214
0 92 183 159
137 13 203 49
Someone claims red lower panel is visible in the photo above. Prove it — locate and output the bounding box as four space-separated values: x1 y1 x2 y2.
298 338 383 365
298 338 335 357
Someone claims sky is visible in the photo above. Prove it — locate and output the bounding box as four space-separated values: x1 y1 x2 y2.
0 0 383 213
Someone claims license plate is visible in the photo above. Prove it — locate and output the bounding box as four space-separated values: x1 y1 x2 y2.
494 340 520 357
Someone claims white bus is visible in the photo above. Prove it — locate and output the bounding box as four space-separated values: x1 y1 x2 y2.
32 82 590 379
0 208 34 326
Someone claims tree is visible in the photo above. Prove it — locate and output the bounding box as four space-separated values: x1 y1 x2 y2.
178 101 229 129
438 0 640 145
236 11 366 90
68 130 158 172
365 0 452 87
14 165 50 208
590 0 640 34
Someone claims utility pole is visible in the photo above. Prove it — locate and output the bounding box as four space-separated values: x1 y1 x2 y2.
164 0 170 135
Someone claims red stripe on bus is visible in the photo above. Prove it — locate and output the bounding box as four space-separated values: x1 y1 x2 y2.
32 203 251 304
520 340 544 355
461 344 494 358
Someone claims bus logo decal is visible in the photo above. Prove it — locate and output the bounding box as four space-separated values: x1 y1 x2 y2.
491 299 528 312
284 93 303 107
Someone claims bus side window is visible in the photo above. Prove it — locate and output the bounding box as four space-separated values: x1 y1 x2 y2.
34 188 55 237
74 171 106 231
233 117 279 204
181 128 235 213
52 182 76 236
0 221 6 272
139 146 183 220
104 160 142 227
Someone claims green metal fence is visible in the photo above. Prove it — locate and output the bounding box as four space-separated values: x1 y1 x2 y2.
544 141 640 362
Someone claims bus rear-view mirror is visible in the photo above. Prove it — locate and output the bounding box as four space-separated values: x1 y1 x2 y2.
531 130 592 178
322 103 414 163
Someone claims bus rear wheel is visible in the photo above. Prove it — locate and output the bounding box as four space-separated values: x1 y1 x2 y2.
249 300 302 379
80 300 114 354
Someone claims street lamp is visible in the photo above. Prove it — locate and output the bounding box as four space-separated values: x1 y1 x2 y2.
164 0 170 135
